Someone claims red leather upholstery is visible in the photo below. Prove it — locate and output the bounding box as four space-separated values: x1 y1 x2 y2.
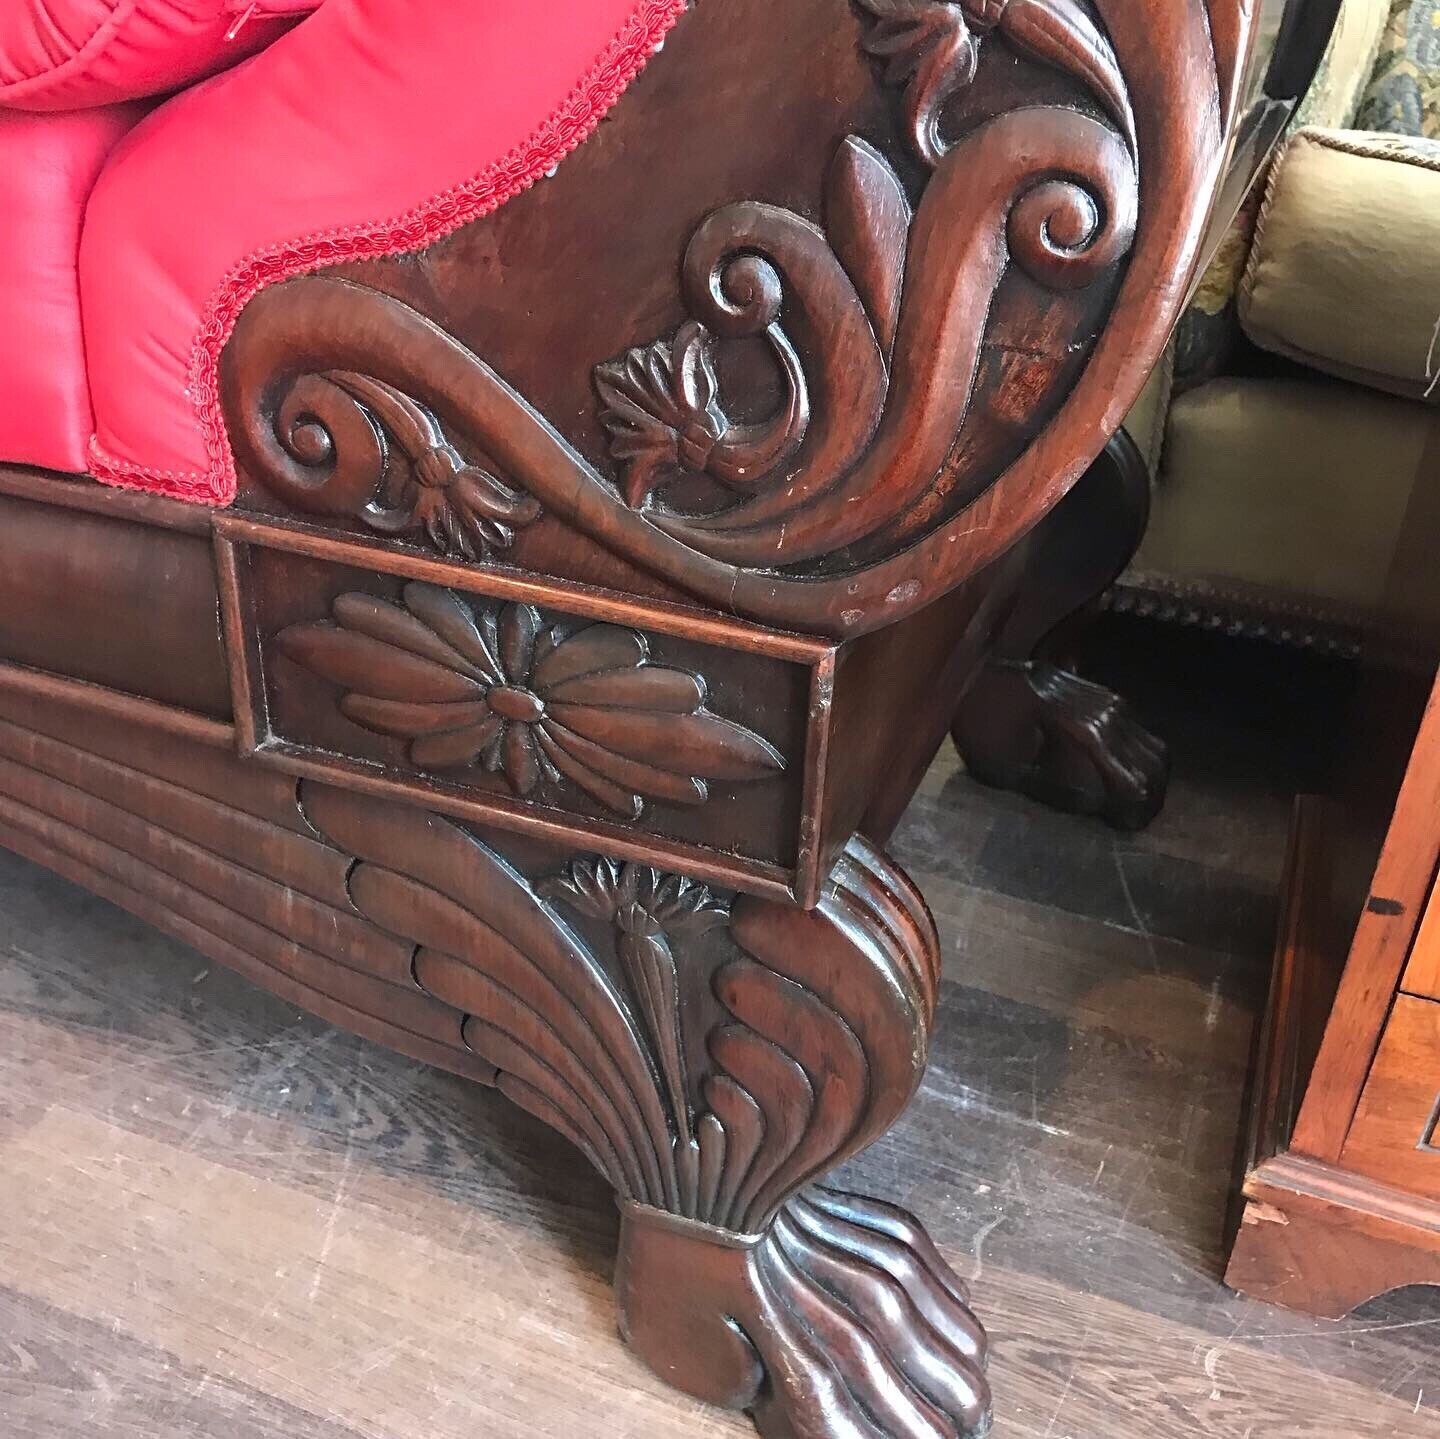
78 0 680 503
0 103 142 473
0 0 313 110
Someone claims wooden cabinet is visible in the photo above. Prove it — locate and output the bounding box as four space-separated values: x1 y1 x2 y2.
1226 672 1440 1316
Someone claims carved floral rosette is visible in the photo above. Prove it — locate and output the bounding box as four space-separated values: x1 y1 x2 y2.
275 581 784 821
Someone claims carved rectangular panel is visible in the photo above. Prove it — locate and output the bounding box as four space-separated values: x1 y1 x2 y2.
214 515 837 902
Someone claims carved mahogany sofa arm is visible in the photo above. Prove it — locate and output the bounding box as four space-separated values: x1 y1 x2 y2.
0 2 1335 1435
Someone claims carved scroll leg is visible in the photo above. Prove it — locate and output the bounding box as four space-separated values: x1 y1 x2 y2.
951 432 1167 830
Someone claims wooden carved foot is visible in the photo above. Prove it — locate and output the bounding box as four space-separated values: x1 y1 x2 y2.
953 660 1167 831
292 784 990 1439
618 1189 989 1439
951 433 1168 830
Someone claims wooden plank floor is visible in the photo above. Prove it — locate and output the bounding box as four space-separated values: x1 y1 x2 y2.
0 626 1436 1437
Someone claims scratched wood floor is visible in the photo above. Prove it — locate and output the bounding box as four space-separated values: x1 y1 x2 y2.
0 620 1436 1439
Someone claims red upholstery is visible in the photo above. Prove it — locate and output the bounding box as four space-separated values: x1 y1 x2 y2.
0 0 314 110
0 103 143 473
76 0 683 503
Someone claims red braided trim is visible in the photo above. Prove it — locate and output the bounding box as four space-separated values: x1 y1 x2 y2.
90 0 688 506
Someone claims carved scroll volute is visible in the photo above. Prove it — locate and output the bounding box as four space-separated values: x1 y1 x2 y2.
644 108 1137 565
230 356 540 562
221 0 1233 639
582 0 1142 569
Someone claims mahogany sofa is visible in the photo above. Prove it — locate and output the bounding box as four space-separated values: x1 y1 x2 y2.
0 1 1336 1434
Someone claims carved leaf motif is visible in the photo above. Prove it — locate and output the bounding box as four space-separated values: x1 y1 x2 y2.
301 783 676 1207
856 0 979 166
825 136 912 358
276 582 784 819
857 0 1136 163
994 0 1136 152
596 316 810 511
542 857 729 1182
652 106 1137 565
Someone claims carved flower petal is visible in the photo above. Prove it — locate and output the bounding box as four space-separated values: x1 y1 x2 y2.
546 706 784 781
541 663 705 712
331 592 489 682
530 624 647 691
539 858 620 922
402 583 505 682
480 609 505 683
534 728 643 820
339 694 491 738
502 721 541 796
410 715 504 769
498 604 540 686
619 449 681 511
540 720 708 808
275 621 486 703
451 468 541 526
673 320 718 414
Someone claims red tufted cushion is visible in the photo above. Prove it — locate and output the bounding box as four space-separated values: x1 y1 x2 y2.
0 102 143 472
0 0 317 111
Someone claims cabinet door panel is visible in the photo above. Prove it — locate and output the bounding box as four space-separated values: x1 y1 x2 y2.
1340 994 1440 1201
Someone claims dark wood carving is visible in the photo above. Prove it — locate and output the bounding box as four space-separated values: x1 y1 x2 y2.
951 433 1167 828
0 0 1334 1434
295 779 988 1437
541 857 730 1180
858 0 1136 162
214 522 830 898
0 659 992 1435
248 368 540 560
276 581 784 819
220 0 1237 637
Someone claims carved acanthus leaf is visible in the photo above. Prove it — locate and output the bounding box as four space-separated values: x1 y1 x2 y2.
276 582 784 820
542 857 729 1192
300 783 939 1237
595 322 727 508
857 0 979 166
857 0 1136 163
224 0 1169 637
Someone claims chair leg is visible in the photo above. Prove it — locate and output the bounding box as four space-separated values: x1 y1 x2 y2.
951 433 1168 830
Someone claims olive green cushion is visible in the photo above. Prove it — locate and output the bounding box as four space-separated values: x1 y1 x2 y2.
1171 0 1393 388
1118 344 1174 478
1239 126 1440 399
1134 377 1430 610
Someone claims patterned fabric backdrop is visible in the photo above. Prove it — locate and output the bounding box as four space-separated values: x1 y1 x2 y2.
1357 0 1440 137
